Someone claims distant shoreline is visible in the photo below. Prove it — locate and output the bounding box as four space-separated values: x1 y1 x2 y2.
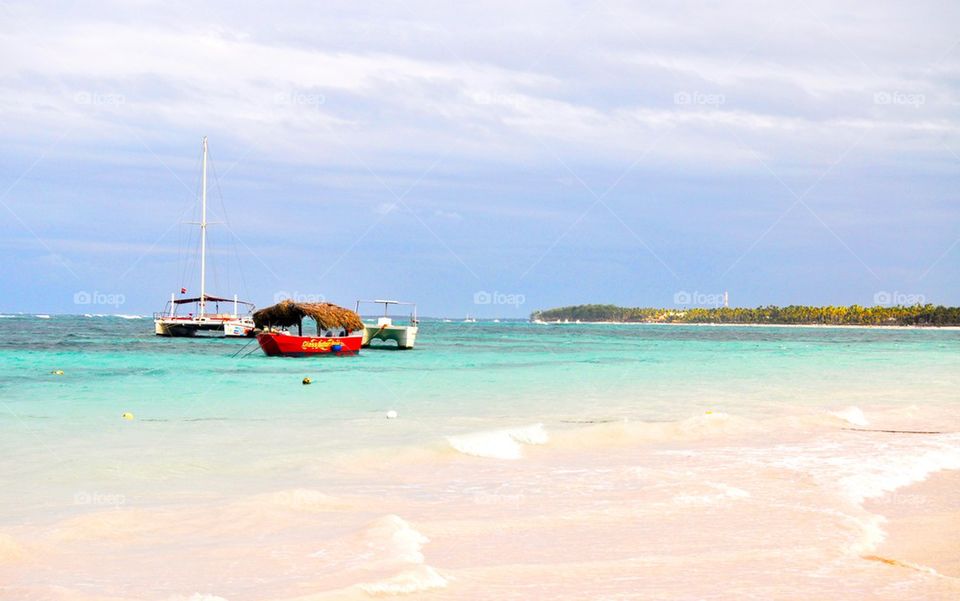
532 304 960 328
532 320 960 330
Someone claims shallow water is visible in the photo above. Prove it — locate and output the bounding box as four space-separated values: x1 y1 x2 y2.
1 316 958 599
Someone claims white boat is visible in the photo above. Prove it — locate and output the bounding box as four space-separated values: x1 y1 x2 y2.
463 315 477 323
356 300 419 349
154 137 255 337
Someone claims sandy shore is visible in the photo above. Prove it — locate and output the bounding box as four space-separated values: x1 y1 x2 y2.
865 469 960 578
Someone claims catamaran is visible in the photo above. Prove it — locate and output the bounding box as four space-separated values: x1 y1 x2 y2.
154 137 255 337
356 299 419 349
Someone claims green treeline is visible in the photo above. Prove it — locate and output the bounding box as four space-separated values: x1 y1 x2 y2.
533 304 960 326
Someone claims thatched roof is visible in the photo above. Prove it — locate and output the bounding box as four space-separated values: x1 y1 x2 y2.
253 300 364 331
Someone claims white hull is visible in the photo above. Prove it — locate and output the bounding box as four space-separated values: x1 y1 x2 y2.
154 316 255 337
362 324 418 349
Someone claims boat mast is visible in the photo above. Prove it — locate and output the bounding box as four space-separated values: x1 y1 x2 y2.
199 136 208 318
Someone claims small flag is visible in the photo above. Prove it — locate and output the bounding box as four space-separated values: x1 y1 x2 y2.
180 287 187 294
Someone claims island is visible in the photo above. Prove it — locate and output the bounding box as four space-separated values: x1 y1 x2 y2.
531 304 960 326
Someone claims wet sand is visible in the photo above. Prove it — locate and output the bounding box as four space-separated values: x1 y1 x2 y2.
865 468 960 578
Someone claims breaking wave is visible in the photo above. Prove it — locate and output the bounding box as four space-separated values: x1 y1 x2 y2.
447 423 549 459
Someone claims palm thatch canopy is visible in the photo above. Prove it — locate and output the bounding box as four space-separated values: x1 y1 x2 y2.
253 300 364 332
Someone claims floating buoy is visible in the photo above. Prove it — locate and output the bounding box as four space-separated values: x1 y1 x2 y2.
302 377 312 385
386 410 398 419
121 412 134 420
331 344 343 353
51 370 64 375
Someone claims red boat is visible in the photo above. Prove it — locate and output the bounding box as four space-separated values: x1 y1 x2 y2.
252 299 365 357
256 331 363 357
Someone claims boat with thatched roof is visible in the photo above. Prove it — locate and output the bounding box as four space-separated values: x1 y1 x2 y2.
253 300 364 356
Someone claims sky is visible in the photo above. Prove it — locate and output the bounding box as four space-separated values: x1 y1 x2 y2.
0 0 958 317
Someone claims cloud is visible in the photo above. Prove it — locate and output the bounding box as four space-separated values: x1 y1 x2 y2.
0 0 958 311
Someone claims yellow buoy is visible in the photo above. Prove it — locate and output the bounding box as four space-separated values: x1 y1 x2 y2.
302 377 312 385
51 370 64 375
121 412 134 420
705 410 713 415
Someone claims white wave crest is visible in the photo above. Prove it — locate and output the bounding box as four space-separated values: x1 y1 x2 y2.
358 565 448 595
838 441 960 504
447 423 549 459
831 406 869 426
357 515 448 595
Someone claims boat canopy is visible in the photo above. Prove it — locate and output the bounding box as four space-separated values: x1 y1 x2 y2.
253 300 364 331
173 295 255 306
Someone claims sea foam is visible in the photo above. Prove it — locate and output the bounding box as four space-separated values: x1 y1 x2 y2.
447 423 549 459
831 406 869 426
356 515 448 595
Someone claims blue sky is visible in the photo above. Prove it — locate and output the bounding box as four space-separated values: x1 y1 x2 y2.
1 1 958 317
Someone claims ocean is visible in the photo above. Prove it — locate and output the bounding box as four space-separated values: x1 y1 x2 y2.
1 315 958 599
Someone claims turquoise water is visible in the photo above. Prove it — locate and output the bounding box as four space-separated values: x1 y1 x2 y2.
2 315 960 599
3 316 958 423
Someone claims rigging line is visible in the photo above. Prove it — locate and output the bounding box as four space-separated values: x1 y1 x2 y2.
178 144 204 292
209 147 249 299
207 150 225 294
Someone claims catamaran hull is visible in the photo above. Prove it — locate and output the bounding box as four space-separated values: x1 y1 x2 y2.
256 333 363 357
155 318 255 337
361 324 418 349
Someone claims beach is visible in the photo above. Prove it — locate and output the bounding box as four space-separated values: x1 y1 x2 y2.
0 316 958 599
